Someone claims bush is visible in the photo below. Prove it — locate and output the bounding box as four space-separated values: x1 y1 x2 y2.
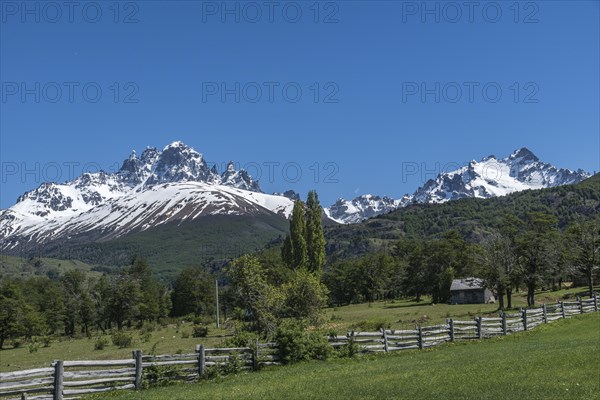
274 320 331 364
111 331 133 348
180 329 190 339
139 322 157 335
224 331 260 348
221 354 246 375
143 365 181 388
12 339 22 349
140 332 152 343
94 337 109 350
40 336 52 347
192 324 208 338
28 342 40 353
336 337 361 358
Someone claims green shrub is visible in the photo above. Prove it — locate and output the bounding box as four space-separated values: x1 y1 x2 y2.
139 322 157 335
12 339 22 349
40 336 52 347
224 331 260 348
192 324 208 338
336 338 361 358
143 365 181 388
28 342 40 353
274 320 332 364
111 331 133 348
180 329 190 339
94 337 109 350
140 332 152 343
221 354 246 375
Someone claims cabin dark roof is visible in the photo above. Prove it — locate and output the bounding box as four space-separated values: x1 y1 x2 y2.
450 278 485 291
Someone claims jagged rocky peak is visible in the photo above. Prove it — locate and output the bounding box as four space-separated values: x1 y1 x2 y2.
508 147 539 163
144 141 212 186
118 147 158 186
16 182 74 216
221 161 261 192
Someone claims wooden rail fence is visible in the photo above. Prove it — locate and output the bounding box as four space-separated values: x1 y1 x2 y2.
1 294 597 400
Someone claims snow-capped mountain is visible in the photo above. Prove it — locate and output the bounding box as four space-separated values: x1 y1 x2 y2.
324 195 408 225
1 144 591 249
325 148 590 224
0 142 292 251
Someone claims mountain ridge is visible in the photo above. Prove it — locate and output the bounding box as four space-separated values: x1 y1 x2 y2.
324 147 590 224
0 143 591 261
0 141 292 252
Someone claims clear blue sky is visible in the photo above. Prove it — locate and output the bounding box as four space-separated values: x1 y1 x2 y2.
1 0 598 209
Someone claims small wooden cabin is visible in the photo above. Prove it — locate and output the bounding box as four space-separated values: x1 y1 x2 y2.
450 278 494 304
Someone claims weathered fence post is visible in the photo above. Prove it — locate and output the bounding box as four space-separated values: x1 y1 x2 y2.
476 317 482 339
501 312 507 335
521 309 528 331
382 328 389 353
196 345 205 378
53 360 63 400
542 304 547 323
21 393 28 400
417 325 423 350
577 296 584 314
560 301 566 319
448 319 454 341
252 339 259 370
132 350 142 389
594 293 598 312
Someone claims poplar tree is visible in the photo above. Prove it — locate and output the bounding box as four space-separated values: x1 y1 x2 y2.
283 200 308 269
306 190 326 272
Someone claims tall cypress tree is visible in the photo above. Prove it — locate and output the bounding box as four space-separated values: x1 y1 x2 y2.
306 191 326 272
289 200 308 269
281 234 294 268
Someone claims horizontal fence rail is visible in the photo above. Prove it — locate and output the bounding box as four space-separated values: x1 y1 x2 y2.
1 294 597 400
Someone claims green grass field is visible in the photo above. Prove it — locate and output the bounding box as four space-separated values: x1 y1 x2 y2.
323 286 597 333
1 286 595 373
91 313 600 400
0 322 230 372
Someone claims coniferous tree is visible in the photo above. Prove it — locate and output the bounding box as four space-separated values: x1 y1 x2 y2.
281 234 294 269
306 191 326 272
289 200 308 269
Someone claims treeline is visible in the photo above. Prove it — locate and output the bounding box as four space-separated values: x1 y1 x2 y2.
324 212 599 308
0 257 171 349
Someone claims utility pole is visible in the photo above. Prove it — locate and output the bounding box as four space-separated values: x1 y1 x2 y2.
215 279 220 329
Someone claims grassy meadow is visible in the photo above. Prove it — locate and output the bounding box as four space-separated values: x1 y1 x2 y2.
323 285 597 333
1 285 596 372
90 313 600 400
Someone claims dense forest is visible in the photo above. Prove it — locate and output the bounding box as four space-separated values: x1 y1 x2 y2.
325 173 599 260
